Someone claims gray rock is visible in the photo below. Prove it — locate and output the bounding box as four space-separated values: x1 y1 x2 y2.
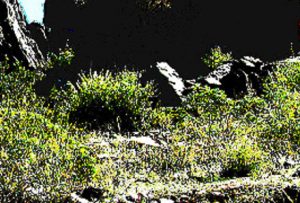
156 62 186 98
196 56 274 98
0 0 45 70
156 57 275 101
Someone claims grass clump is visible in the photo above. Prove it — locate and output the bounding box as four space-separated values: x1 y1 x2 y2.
49 69 158 132
202 46 233 70
221 134 268 178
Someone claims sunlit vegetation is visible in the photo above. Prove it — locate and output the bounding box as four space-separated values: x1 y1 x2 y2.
202 46 233 70
0 47 299 202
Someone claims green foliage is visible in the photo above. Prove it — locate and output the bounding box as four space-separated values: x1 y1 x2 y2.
202 46 233 70
0 57 44 110
0 107 96 202
181 58 300 179
148 107 188 130
47 46 75 69
49 69 158 131
184 85 234 119
261 61 300 146
1 49 300 202
0 58 100 202
222 134 268 178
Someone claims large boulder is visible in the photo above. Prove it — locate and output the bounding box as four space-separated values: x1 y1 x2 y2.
0 0 45 70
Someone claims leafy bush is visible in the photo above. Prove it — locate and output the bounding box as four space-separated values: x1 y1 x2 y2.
221 134 268 178
49 69 158 131
184 85 234 118
202 46 233 70
46 46 75 70
0 58 102 202
0 57 38 98
0 107 98 202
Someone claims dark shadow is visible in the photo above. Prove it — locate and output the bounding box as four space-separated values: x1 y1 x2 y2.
35 0 300 106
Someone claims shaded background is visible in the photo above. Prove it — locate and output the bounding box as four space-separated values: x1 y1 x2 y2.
25 0 300 106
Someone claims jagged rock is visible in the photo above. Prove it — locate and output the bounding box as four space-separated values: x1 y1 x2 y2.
69 193 91 203
0 0 45 70
194 56 274 98
157 57 275 100
156 62 186 98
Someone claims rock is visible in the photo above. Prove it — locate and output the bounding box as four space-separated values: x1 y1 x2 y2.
70 193 91 203
156 62 186 98
195 56 274 98
130 136 162 147
0 0 45 70
157 57 275 100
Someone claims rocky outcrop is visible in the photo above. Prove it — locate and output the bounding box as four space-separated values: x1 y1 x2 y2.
191 56 275 98
157 56 276 100
0 0 45 70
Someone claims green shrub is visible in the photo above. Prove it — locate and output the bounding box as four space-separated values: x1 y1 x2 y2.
49 69 158 132
260 61 300 148
148 107 188 130
183 84 234 121
0 56 101 202
221 134 268 178
0 58 39 101
202 46 233 70
0 106 97 202
180 58 300 179
47 46 75 69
